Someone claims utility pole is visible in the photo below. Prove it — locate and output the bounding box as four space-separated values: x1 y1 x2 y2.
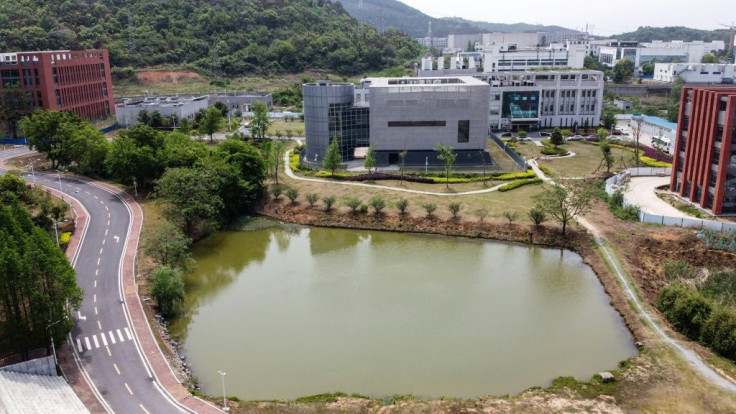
218 371 229 412
633 114 644 169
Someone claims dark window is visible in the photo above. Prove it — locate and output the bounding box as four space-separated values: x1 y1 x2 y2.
388 121 446 127
458 120 470 143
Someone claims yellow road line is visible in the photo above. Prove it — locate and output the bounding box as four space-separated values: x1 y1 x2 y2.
139 404 151 414
113 363 120 375
125 383 133 395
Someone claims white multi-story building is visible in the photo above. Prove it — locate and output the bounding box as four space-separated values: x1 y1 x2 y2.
415 37 448 48
599 40 725 69
653 63 736 84
479 70 604 131
481 41 587 72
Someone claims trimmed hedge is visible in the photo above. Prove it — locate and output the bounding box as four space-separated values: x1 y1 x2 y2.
498 178 543 192
640 156 672 168
60 232 72 245
541 146 569 156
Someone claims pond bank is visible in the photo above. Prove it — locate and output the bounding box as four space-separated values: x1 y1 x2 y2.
257 200 647 345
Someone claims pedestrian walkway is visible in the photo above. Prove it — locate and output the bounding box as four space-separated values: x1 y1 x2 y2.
74 328 133 353
623 176 691 219
284 151 509 197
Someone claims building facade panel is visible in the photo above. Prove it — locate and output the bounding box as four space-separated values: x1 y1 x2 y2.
0 49 114 135
367 77 490 153
671 87 736 215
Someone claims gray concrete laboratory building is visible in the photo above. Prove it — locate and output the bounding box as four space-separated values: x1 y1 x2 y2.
302 77 491 167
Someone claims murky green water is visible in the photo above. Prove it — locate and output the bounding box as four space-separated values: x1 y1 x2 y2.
169 226 636 400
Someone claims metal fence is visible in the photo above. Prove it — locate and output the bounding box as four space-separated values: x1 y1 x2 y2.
489 132 527 170
640 213 736 233
606 168 736 233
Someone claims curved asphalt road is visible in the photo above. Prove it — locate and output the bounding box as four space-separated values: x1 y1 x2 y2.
1 147 193 414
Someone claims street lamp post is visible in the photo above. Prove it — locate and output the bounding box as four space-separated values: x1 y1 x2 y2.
132 177 138 197
218 371 229 412
425 156 428 174
47 316 67 369
52 219 60 247
30 161 37 186
57 170 64 201
633 114 644 169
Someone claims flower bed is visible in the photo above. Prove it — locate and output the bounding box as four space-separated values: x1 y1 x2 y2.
498 178 543 192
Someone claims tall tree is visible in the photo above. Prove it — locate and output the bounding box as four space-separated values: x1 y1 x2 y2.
533 179 595 235
199 106 223 144
250 101 271 140
20 109 86 169
270 139 285 184
364 146 376 179
322 136 342 176
435 143 457 188
155 167 224 237
0 202 83 353
0 84 32 138
149 266 185 318
701 53 719 63
549 127 564 148
600 139 615 174
613 58 635 83
143 220 193 271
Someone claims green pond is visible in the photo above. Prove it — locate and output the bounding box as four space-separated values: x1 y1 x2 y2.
169 225 636 400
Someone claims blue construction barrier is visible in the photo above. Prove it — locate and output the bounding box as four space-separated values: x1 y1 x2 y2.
0 139 28 146
99 123 120 134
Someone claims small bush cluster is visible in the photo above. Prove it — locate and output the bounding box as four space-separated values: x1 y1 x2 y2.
541 146 569 156
498 178 543 192
658 266 736 361
606 191 641 221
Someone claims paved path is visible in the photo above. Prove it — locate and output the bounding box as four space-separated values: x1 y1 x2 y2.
533 156 736 393
0 148 222 414
284 151 509 197
624 176 691 218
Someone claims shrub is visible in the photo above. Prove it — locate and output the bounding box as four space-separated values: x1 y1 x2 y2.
271 184 283 199
59 232 72 245
322 195 336 211
306 193 319 208
344 197 361 213
702 270 736 306
492 170 537 181
498 178 543 192
422 202 437 217
289 151 301 172
607 191 641 221
286 187 299 203
541 146 569 156
474 208 489 221
359 204 369 214
448 202 463 219
503 211 518 224
369 196 386 214
657 283 713 341
529 207 546 225
700 307 736 360
396 198 409 214
640 156 672 168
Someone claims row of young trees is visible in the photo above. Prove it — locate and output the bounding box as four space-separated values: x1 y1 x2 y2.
0 174 83 355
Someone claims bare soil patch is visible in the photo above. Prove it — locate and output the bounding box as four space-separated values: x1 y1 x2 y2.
135 71 204 85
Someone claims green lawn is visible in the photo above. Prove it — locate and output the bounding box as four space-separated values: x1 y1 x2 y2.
512 141 636 178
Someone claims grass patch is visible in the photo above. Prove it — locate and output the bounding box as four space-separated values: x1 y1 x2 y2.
294 392 368 403
546 374 619 399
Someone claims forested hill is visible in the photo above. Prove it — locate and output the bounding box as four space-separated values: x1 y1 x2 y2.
0 0 423 76
614 26 729 44
438 17 574 36
338 0 576 37
339 0 483 37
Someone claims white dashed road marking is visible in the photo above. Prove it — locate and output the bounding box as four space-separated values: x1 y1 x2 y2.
84 337 91 351
124 327 133 340
92 335 99 348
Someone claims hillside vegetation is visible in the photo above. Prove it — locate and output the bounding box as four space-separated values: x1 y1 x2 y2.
339 0 574 37
615 26 729 44
0 0 423 76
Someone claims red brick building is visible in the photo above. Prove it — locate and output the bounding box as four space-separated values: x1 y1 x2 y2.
0 49 115 133
670 87 736 215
